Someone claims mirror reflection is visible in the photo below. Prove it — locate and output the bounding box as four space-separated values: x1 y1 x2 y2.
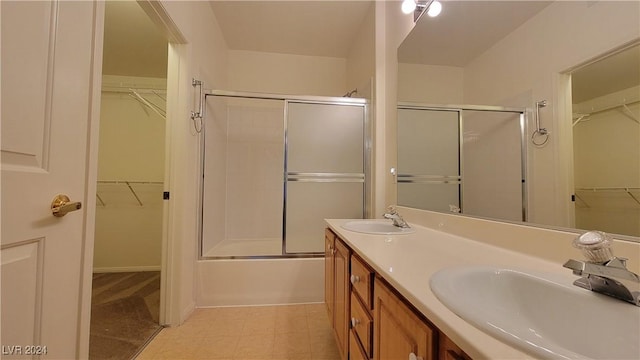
397 1 640 239
572 45 640 237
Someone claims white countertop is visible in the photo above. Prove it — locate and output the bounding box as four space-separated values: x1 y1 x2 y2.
326 218 578 360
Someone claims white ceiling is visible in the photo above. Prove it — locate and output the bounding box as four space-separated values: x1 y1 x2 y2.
398 1 552 67
209 1 373 58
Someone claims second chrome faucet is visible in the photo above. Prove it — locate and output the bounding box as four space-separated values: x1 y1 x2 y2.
383 206 411 228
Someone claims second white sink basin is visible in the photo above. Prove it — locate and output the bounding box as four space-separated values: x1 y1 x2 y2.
430 266 640 359
341 220 415 235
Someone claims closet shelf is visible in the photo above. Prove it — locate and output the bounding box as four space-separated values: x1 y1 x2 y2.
575 187 640 207
96 180 163 207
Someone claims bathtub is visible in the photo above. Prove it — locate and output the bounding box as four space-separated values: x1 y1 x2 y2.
196 257 324 306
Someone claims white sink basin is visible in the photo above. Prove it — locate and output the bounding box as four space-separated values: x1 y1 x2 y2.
430 266 640 359
341 220 415 235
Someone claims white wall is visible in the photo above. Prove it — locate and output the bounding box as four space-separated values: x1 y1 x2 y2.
228 50 347 96
397 63 464 104
160 0 229 325
346 2 375 95
93 75 166 271
463 1 640 228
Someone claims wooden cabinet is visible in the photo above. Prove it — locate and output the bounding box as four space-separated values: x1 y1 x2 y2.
374 277 436 360
325 228 472 360
439 334 472 360
324 229 335 323
325 228 350 360
350 255 374 359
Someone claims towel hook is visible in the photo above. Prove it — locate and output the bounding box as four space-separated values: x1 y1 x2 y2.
532 100 549 146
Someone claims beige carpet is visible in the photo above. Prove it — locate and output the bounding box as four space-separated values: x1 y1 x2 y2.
89 272 162 360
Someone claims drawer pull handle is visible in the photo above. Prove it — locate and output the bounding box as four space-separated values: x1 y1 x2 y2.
350 275 360 284
409 352 423 360
351 317 360 328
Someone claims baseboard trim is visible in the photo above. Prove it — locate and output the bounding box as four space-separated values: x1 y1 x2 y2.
93 266 161 273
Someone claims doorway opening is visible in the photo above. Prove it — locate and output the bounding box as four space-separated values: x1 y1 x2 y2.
89 2 169 359
569 42 640 238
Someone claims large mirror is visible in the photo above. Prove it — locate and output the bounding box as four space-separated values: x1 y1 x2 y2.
397 1 640 240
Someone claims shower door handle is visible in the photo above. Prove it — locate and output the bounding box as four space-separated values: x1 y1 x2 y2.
51 194 82 217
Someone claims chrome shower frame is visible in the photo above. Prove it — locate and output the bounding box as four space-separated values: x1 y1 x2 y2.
199 90 370 260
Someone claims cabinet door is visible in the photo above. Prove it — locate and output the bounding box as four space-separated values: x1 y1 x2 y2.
374 278 435 360
334 238 350 360
324 229 336 323
439 334 472 360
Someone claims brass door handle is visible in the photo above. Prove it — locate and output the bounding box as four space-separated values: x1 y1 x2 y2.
51 194 82 217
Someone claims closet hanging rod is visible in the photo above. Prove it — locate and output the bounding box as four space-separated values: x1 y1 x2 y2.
575 187 640 206
102 87 166 94
575 187 639 191
96 180 163 207
129 89 166 119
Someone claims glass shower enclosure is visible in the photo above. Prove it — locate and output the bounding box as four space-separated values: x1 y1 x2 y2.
397 103 527 222
201 92 368 258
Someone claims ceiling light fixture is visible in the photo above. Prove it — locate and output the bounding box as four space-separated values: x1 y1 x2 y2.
402 0 443 21
427 1 442 17
401 0 417 14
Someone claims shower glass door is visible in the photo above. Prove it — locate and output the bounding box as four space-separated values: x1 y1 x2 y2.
285 101 365 254
397 108 461 212
462 110 524 221
201 92 368 258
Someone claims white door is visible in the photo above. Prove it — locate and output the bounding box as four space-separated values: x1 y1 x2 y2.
1 1 103 359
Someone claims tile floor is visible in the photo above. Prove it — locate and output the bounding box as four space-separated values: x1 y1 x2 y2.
135 303 340 360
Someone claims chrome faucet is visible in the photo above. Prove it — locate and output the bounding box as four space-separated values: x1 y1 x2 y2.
383 206 410 228
563 231 640 306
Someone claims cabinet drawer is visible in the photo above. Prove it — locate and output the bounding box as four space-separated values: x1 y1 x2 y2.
351 255 373 308
351 292 373 358
350 329 369 360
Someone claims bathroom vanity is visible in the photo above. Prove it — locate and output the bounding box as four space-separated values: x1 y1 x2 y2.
324 217 640 360
325 226 470 360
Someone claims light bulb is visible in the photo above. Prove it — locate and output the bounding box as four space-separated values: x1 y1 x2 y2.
401 0 417 14
427 0 442 17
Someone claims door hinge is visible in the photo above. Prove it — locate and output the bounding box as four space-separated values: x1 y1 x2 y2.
163 191 170 200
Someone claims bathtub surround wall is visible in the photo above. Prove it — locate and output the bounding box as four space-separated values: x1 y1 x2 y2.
94 75 166 272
